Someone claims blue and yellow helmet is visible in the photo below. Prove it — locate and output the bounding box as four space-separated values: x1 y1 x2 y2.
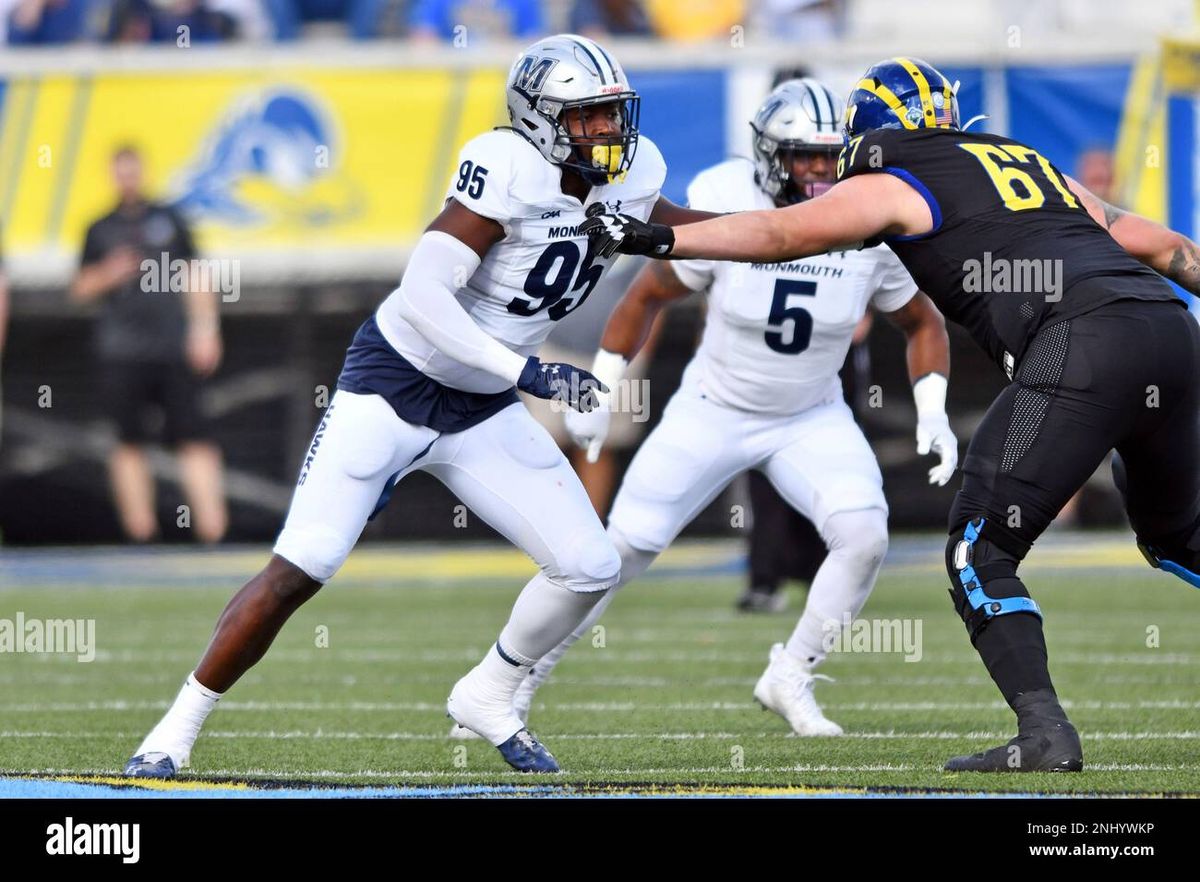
843 57 959 141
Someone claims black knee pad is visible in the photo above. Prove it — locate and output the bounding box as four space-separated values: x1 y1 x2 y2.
945 518 1043 641
1113 453 1200 576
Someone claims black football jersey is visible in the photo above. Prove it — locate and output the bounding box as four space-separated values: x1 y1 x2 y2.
837 127 1179 372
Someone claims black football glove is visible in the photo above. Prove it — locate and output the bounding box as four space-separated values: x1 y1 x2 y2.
517 356 608 413
579 203 675 258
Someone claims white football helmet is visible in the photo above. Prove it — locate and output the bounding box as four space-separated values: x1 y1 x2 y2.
750 78 844 204
505 33 639 185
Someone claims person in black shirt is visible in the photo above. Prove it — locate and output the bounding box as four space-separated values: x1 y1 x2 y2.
0 234 8 450
72 145 228 543
578 57 1200 773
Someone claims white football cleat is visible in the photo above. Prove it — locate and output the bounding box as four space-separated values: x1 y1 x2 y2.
447 667 535 739
447 666 560 773
753 643 843 736
446 667 525 747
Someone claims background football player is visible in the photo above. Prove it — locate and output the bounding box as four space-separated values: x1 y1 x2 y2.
578 58 1200 773
502 79 956 737
123 33 711 777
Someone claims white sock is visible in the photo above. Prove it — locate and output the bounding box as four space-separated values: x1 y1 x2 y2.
498 572 607 661
476 643 533 697
785 508 889 666
134 672 222 769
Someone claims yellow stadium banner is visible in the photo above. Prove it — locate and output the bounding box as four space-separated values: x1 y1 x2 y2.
0 66 509 282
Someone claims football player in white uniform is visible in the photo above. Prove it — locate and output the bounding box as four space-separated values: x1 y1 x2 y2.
122 34 712 776
512 79 958 736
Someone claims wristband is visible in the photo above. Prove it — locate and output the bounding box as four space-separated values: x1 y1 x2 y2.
913 372 948 417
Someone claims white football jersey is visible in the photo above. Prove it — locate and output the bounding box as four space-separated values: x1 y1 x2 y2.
376 129 666 393
672 158 918 415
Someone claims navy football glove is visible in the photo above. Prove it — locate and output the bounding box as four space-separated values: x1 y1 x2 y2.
517 356 608 413
579 203 675 258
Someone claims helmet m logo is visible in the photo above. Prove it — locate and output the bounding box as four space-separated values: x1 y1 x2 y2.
513 56 559 94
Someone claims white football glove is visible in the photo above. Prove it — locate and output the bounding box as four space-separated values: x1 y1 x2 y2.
565 398 611 463
913 373 958 486
564 349 628 463
916 412 959 486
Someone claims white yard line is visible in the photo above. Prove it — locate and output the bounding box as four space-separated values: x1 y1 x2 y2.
6 698 1200 712
6 729 1200 740
46 648 1198 665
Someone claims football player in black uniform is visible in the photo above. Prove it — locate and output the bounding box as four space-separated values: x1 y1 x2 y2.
578 57 1200 773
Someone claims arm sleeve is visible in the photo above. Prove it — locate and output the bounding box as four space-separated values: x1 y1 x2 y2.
669 175 719 292
870 248 919 312
389 230 528 385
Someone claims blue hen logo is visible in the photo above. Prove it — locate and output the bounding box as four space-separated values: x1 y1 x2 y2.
173 90 355 227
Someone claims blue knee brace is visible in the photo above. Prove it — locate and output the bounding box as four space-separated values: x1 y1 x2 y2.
1137 542 1200 590
947 518 1043 638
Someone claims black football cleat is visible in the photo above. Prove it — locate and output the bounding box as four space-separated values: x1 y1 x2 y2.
945 720 1083 772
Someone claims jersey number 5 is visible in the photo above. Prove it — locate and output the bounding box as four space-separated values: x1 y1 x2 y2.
765 279 816 355
958 143 1079 213
507 239 603 320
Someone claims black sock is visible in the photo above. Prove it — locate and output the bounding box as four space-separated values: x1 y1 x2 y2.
972 611 1055 707
1010 689 1072 733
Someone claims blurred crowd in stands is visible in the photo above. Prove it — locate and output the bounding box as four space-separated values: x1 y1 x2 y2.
0 0 845 45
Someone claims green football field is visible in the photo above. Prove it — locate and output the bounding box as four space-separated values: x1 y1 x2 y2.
1 533 1197 797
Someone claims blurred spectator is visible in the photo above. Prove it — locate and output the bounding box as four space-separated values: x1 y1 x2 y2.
570 0 651 37
742 473 823 612
771 64 812 88
205 0 270 38
71 146 228 544
751 0 845 41
263 0 396 39
104 0 237 43
5 0 92 44
644 0 742 40
1076 147 1116 202
408 0 543 43
0 236 8 452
